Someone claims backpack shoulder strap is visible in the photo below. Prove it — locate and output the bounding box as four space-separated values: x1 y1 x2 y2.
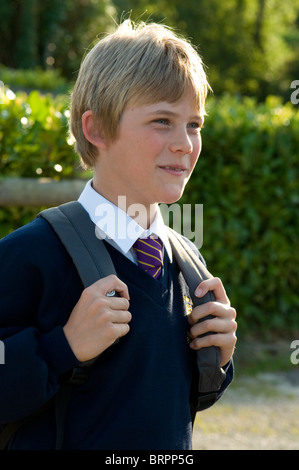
40 205 225 402
38 201 117 288
37 201 119 449
40 208 226 397
166 227 226 401
166 227 214 303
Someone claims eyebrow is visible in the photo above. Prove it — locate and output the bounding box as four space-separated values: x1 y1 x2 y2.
148 110 204 123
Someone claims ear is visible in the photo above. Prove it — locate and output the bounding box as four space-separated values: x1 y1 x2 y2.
82 110 107 150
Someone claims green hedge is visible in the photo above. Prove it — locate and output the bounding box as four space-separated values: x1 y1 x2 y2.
0 88 79 177
0 87 84 235
0 65 70 94
0 89 298 336
181 94 299 336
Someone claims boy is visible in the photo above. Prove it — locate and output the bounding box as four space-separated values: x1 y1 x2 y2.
0 20 236 450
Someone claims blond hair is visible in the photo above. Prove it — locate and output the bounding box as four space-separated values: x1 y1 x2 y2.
70 20 211 168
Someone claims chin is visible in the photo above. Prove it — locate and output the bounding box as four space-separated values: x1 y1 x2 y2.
159 191 184 205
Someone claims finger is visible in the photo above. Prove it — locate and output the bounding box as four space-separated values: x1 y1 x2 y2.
189 331 237 366
114 322 130 339
105 314 131 343
107 296 130 311
188 301 236 325
190 329 237 349
194 277 229 304
107 309 132 325
189 316 235 339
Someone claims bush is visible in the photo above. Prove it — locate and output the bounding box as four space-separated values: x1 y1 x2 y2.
0 65 70 94
181 94 299 336
0 87 84 237
0 87 79 177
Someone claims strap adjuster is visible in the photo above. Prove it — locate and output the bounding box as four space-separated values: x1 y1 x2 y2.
196 392 218 411
61 363 93 386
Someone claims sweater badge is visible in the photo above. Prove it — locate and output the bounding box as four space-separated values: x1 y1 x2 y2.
184 295 193 316
184 295 193 345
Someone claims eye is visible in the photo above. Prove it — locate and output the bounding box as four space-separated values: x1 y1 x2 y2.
153 118 170 126
187 122 203 131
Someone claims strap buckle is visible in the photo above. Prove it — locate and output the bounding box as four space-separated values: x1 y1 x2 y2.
61 363 94 386
196 392 218 411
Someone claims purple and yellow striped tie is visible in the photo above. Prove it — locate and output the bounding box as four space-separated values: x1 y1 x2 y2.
133 236 163 279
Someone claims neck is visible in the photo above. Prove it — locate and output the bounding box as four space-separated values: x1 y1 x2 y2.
91 179 158 229
127 202 158 230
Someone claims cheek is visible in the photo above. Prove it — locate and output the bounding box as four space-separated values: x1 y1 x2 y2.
190 136 202 169
196 133 202 154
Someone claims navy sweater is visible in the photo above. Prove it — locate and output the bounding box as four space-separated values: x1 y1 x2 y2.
0 217 232 449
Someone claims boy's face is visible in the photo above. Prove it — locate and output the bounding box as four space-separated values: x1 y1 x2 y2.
93 91 204 213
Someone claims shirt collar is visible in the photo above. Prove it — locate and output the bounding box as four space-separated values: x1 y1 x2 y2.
78 179 172 261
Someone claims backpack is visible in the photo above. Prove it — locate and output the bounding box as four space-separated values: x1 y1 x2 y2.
0 201 226 449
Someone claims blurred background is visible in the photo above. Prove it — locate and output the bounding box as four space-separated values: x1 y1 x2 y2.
0 0 298 448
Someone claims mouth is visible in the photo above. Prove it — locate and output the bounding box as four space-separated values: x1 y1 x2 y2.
158 165 187 175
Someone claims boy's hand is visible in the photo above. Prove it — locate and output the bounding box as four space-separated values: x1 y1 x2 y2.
188 277 237 367
63 275 131 362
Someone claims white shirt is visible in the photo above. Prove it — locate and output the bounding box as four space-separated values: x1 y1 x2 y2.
78 179 172 264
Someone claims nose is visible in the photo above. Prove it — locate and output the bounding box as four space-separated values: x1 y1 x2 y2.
169 128 193 155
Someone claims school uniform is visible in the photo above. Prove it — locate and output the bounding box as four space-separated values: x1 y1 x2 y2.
0 180 233 449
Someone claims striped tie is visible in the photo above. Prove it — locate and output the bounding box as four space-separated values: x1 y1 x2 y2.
133 236 163 279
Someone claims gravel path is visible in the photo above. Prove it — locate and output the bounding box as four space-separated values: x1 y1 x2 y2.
192 369 299 450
